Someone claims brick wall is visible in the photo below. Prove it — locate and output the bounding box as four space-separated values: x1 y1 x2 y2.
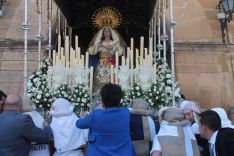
175 42 234 109
0 40 47 96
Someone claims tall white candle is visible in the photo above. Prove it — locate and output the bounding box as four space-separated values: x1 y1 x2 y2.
58 35 61 53
122 56 125 66
85 52 89 68
52 50 56 66
89 66 94 96
75 35 78 48
140 36 144 59
131 38 134 51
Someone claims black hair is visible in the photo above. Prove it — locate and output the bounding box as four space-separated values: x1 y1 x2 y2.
100 83 123 108
0 90 7 100
181 94 186 100
199 110 221 132
101 28 114 41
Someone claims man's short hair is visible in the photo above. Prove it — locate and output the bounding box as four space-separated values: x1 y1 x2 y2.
0 90 7 100
101 83 123 108
199 110 221 132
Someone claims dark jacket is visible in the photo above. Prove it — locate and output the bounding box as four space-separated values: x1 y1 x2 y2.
215 128 234 156
0 110 53 156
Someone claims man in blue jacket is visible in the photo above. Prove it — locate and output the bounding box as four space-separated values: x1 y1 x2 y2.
0 94 53 156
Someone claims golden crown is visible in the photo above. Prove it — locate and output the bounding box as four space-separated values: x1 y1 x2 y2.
92 7 122 29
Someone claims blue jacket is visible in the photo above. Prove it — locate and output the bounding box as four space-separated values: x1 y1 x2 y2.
76 107 136 156
0 110 53 156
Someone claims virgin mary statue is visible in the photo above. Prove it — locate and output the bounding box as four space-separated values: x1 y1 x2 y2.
88 7 126 90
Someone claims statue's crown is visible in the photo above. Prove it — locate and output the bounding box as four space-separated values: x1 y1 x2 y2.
92 6 122 29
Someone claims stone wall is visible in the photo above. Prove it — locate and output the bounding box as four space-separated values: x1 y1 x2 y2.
175 42 234 109
0 40 47 96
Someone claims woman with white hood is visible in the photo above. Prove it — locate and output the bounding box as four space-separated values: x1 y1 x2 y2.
50 98 88 156
211 107 234 129
22 98 50 156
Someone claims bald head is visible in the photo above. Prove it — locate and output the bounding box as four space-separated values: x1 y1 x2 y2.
4 94 23 112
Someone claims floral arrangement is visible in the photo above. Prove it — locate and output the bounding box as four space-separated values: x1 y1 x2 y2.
144 83 166 109
27 58 53 110
53 84 73 101
157 59 181 104
128 83 144 99
120 93 131 107
70 84 91 109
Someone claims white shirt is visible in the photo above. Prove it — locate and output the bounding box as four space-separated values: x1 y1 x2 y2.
208 131 218 156
148 116 156 141
151 121 196 154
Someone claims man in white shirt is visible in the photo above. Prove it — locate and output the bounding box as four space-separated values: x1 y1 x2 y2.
199 110 234 156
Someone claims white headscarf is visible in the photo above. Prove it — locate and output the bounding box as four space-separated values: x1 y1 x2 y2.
50 98 88 154
211 107 234 129
23 98 44 129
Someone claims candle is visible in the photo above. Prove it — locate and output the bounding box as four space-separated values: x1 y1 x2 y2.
130 49 134 68
149 37 153 56
65 36 69 67
122 56 125 66
130 38 134 51
75 35 78 48
140 36 144 59
81 55 84 66
89 66 94 96
111 65 114 83
136 48 139 67
58 35 61 53
115 51 119 84
85 52 89 68
52 50 56 66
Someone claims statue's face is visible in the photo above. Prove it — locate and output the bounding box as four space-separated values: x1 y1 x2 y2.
103 28 111 38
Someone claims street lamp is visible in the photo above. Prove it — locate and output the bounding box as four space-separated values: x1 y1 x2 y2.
217 0 234 43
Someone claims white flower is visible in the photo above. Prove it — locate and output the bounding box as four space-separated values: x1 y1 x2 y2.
39 105 42 108
84 94 88 97
135 86 140 90
137 92 140 96
148 99 152 103
156 96 159 99
149 93 152 96
77 98 80 101
37 95 41 99
45 93 50 97
166 74 171 78
81 98 86 103
64 94 68 97
81 103 84 106
166 80 172 84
